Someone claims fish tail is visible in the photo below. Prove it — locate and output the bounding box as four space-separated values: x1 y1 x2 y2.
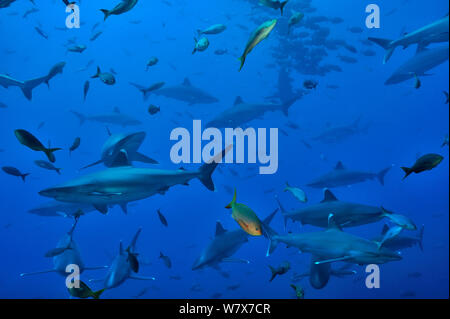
91 66 101 78
400 167 411 180
280 1 289 16
100 9 110 21
92 288 105 299
44 148 62 163
225 189 237 209
198 146 232 191
70 110 86 125
268 266 277 282
21 173 30 182
377 166 391 185
56 168 62 175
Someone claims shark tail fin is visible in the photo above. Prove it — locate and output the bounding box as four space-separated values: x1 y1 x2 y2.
275 196 289 231
280 1 289 16
225 189 237 209
128 228 142 252
92 288 105 299
367 37 395 63
100 9 110 21
263 218 279 257
71 110 86 126
261 209 278 240
377 166 391 185
400 166 411 180
198 145 232 191
21 173 30 182
20 77 47 101
418 224 424 251
269 265 277 282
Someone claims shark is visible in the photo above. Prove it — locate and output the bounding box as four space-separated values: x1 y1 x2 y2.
28 201 97 218
0 62 65 100
372 224 424 252
102 228 155 289
311 117 369 144
306 161 391 188
206 96 299 128
20 218 106 277
265 213 402 265
192 209 278 270
152 78 219 105
368 15 449 63
292 255 356 289
277 189 415 230
71 108 142 127
39 147 231 214
82 131 158 169
384 44 449 85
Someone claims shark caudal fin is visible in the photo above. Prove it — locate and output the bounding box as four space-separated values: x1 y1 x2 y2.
275 196 289 230
377 166 391 185
71 110 87 126
198 145 232 191
20 76 48 101
269 265 277 282
261 208 279 240
400 167 412 180
280 1 289 16
100 9 110 21
281 96 299 116
418 224 424 251
128 228 142 252
263 218 279 257
367 37 395 63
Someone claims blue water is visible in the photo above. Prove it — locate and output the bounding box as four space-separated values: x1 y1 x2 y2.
0 0 448 299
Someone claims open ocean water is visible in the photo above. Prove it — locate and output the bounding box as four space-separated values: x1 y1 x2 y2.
0 0 448 299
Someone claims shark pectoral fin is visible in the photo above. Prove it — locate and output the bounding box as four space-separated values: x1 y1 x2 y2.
129 275 156 281
222 258 250 264
314 256 351 265
93 204 108 215
119 203 128 214
81 159 103 170
133 152 159 164
88 278 105 283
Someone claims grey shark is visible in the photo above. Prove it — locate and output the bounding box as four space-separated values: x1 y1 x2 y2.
20 219 106 277
28 201 97 218
82 131 158 169
277 189 414 229
306 161 391 188
265 214 402 265
372 224 424 252
71 108 142 127
152 78 219 105
0 62 65 100
368 15 449 63
292 255 356 289
192 209 278 270
102 228 155 289
312 117 369 144
206 96 298 128
384 45 449 85
39 147 230 214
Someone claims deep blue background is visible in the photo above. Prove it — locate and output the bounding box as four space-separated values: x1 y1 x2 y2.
0 0 448 299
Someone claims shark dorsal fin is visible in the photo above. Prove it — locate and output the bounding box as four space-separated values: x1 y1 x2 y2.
215 221 227 236
113 107 121 114
233 96 244 106
334 161 345 170
110 149 130 167
182 78 192 86
381 224 390 235
321 189 338 203
327 213 342 231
